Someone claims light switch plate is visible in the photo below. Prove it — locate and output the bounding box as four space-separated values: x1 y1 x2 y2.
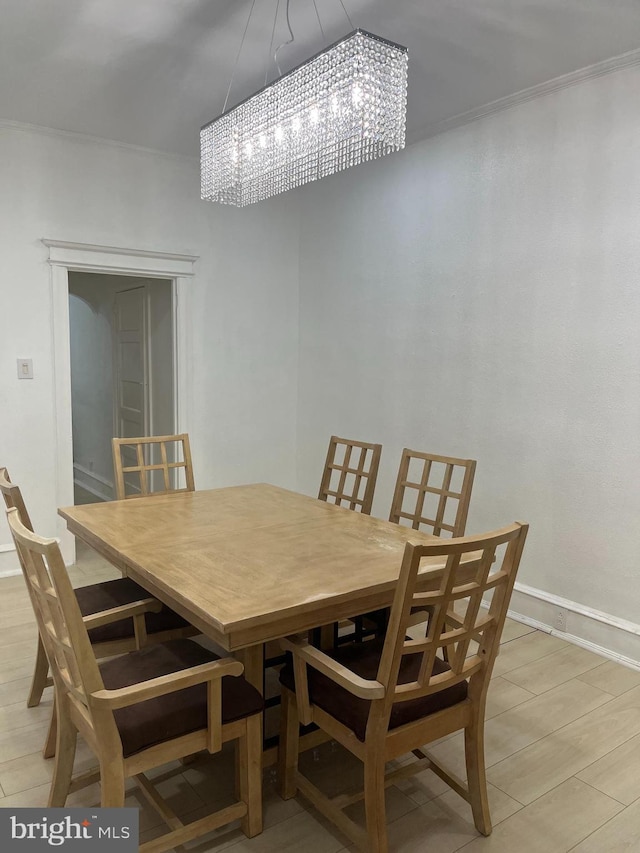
17 358 33 379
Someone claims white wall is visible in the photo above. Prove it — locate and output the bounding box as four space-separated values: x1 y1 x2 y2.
0 122 299 573
296 64 640 659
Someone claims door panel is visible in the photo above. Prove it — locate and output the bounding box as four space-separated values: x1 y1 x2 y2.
114 286 148 495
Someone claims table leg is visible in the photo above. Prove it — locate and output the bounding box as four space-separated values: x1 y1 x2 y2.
238 644 264 693
237 642 331 768
318 624 335 649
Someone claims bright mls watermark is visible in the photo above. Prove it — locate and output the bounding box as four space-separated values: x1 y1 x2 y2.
0 809 138 851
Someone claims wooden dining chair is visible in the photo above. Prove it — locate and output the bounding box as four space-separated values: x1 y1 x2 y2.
278 522 528 853
0 467 195 756
352 450 477 644
7 506 263 853
389 449 476 537
112 433 195 500
264 436 383 693
317 436 382 515
313 436 383 649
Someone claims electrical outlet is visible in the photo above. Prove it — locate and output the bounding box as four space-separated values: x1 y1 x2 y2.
553 607 567 632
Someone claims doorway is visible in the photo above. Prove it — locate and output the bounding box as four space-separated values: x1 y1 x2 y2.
46 238 197 565
68 273 174 505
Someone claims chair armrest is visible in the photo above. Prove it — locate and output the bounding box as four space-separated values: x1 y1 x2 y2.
281 635 385 700
82 597 162 630
90 657 244 710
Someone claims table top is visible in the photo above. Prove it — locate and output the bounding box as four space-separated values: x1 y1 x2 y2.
59 483 461 650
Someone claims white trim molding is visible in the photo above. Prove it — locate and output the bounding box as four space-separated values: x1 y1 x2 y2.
45 239 198 564
43 240 198 278
408 46 640 145
0 119 196 164
0 545 19 579
507 581 640 671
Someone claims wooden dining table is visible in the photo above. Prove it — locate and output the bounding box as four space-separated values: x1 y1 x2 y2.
58 483 471 693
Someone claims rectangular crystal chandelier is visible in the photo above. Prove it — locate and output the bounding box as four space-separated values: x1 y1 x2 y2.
201 29 408 207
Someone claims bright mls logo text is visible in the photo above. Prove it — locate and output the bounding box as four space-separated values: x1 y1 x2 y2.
11 815 132 846
1 809 138 851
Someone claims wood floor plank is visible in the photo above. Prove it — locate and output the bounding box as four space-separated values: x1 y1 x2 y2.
482 678 613 767
487 685 640 804
577 660 640 697
491 631 568 679
460 779 622 852
485 678 535 720
379 784 521 853
576 731 640 805
0 676 33 708
502 644 606 695
569 799 640 852
499 619 536 644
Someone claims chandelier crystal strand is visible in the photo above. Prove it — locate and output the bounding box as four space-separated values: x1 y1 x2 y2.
200 30 408 207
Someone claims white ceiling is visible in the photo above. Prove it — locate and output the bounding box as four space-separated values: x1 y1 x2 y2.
1 0 639 156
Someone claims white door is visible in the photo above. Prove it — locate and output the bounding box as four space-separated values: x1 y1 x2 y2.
114 286 149 493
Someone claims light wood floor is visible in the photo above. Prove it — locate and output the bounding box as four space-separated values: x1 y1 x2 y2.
1 543 640 852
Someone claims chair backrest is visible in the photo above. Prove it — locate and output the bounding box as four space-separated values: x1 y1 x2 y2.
112 434 195 500
389 450 476 537
371 522 528 734
1 470 43 629
6 507 107 732
0 467 34 531
318 436 382 515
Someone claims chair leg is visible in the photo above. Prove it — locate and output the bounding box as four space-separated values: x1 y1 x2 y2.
364 748 388 853
277 687 299 800
43 693 58 759
238 714 263 838
27 636 50 707
48 702 77 807
465 716 492 836
100 760 126 807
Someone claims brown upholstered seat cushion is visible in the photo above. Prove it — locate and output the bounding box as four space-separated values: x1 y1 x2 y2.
99 639 263 757
280 637 467 742
75 578 191 644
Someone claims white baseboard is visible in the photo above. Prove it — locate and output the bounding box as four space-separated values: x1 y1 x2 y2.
508 582 640 671
0 546 20 578
73 463 113 502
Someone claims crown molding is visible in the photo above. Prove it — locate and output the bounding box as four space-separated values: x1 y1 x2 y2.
0 118 198 163
407 45 640 146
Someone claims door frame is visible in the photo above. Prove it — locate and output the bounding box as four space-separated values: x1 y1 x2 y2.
45 239 198 565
